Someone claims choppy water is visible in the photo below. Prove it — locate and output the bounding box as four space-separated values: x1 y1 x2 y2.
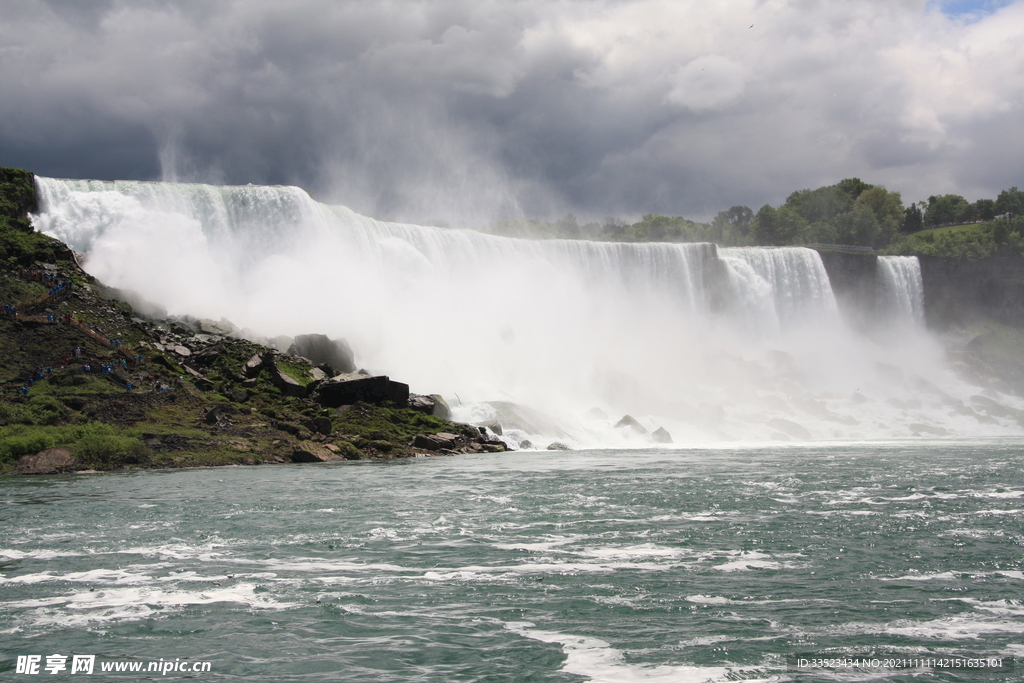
3 443 1024 682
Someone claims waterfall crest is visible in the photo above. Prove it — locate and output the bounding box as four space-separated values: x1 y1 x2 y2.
877 255 925 325
32 177 1023 443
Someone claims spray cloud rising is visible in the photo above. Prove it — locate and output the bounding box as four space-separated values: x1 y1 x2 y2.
33 177 1024 446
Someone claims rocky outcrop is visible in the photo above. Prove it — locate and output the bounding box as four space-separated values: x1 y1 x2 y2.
18 447 75 474
291 441 341 462
198 318 236 336
919 254 1024 329
271 368 305 397
615 414 647 435
408 393 452 419
815 250 878 329
413 432 462 450
310 373 409 408
287 334 356 374
651 426 673 443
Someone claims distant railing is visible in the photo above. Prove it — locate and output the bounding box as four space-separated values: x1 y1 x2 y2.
803 243 876 253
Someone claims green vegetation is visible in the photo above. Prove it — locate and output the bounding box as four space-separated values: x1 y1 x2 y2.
482 181 1024 255
0 167 75 267
334 403 477 458
883 217 1024 260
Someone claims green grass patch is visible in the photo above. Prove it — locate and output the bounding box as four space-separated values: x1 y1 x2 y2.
0 422 143 471
909 223 987 238
275 358 314 385
334 402 475 451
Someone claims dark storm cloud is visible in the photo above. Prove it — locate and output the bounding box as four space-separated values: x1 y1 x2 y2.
1 0 1022 224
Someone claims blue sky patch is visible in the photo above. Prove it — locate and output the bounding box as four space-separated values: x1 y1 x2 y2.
932 0 1015 17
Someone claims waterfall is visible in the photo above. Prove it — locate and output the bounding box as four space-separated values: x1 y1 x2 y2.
877 255 925 325
31 177 1024 443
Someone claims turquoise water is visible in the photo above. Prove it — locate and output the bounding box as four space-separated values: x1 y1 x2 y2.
2 442 1023 681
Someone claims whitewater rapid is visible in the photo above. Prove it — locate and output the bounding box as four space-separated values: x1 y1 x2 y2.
31 177 1024 444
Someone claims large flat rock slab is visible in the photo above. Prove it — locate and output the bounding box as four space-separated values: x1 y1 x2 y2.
310 373 409 408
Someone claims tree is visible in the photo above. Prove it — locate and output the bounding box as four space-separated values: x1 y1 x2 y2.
724 205 754 234
975 198 997 221
712 205 754 245
924 194 971 227
785 186 851 224
856 186 902 246
753 204 804 246
752 204 779 245
836 203 879 246
996 187 1024 219
556 214 580 238
903 202 923 233
837 177 873 200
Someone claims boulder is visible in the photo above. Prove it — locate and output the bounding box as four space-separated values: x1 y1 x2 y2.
270 368 306 398
204 405 229 425
198 318 236 336
302 416 333 436
408 394 437 415
291 442 340 463
430 394 451 419
546 442 572 450
18 447 76 474
413 432 461 450
408 393 452 419
287 334 356 374
243 352 267 378
651 427 673 443
615 414 648 435
310 373 409 408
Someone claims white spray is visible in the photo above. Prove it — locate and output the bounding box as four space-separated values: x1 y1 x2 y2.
32 178 1024 444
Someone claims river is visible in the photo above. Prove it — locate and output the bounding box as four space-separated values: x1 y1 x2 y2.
3 442 1023 681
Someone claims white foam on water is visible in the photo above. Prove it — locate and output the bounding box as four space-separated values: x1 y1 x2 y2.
945 598 1024 617
0 549 84 560
4 583 295 628
492 535 587 552
0 568 153 585
505 621 777 683
709 551 804 573
686 595 824 606
879 571 967 582
976 489 1024 499
828 614 1024 640
575 544 688 561
686 595 734 605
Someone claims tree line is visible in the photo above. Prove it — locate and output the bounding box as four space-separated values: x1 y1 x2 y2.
485 181 1024 258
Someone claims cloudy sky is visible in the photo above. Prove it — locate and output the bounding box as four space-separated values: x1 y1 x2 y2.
1 0 1022 224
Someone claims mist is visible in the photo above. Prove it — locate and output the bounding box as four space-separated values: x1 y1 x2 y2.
33 177 1024 447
